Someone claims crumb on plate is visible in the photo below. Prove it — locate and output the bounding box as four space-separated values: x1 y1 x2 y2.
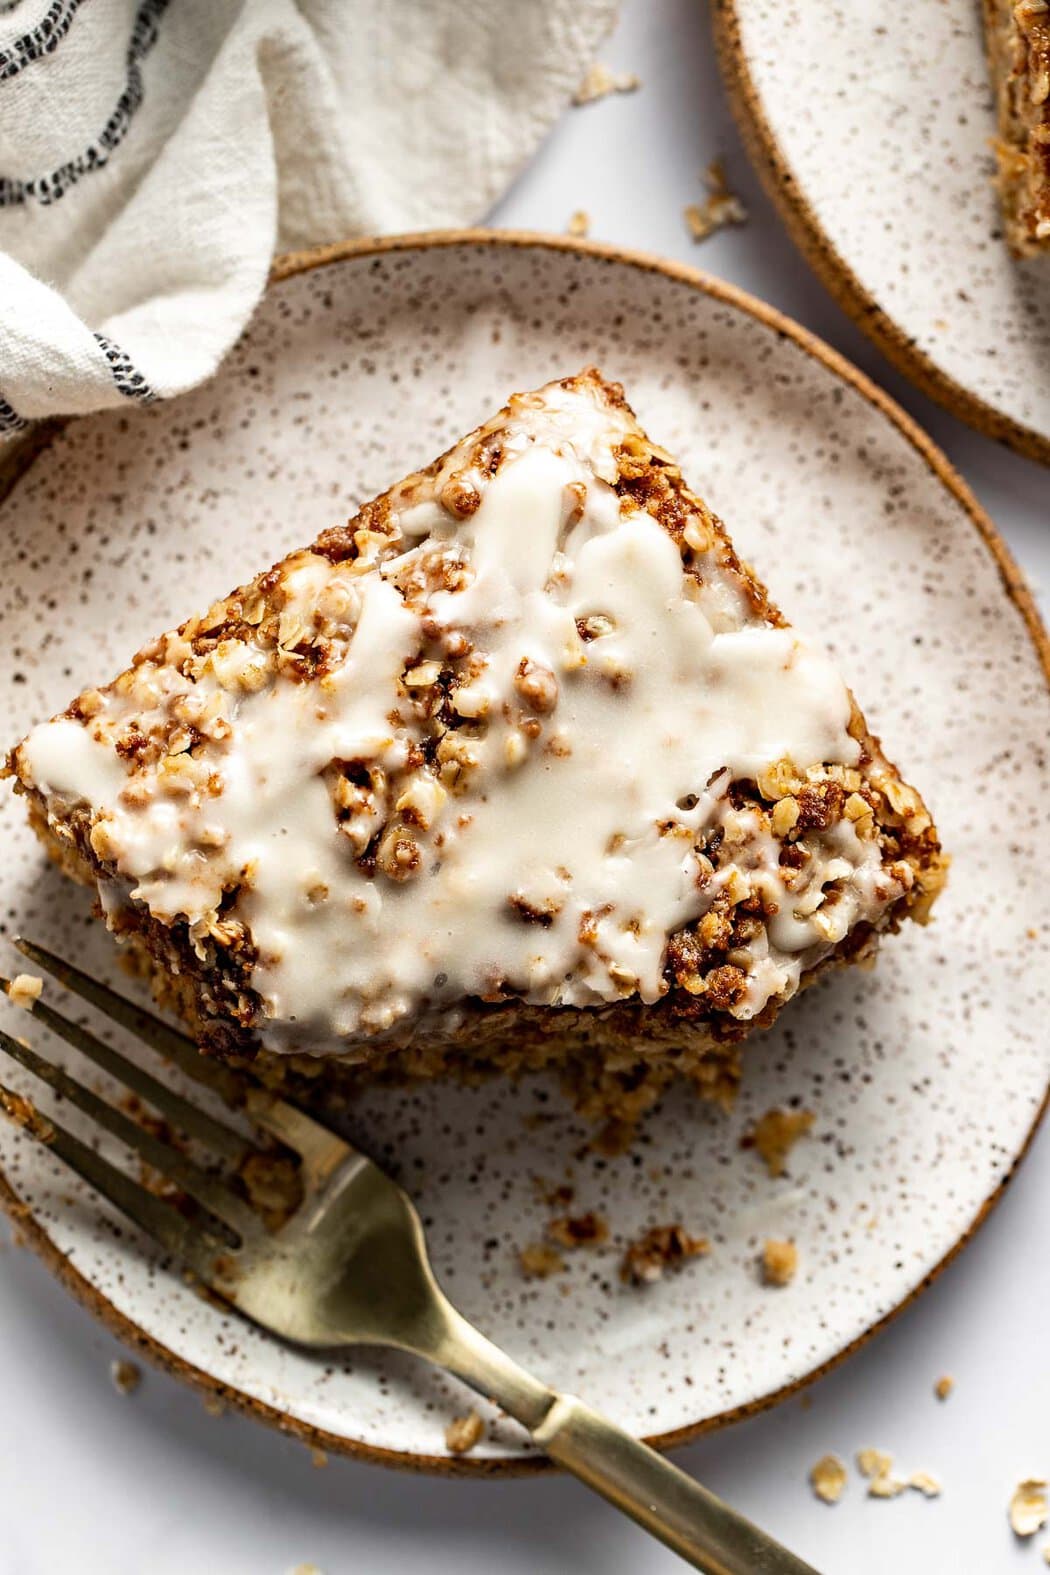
620 1224 709 1286
566 210 590 238
445 1410 485 1456
6 973 42 1010
761 1238 798 1286
547 1211 609 1249
745 1107 815 1178
934 1374 954 1400
519 1241 566 1279
532 1176 575 1209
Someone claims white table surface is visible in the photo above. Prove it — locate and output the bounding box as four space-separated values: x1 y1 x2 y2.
2 4 1048 1572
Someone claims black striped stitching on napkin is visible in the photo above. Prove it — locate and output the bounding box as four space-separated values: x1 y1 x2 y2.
0 0 170 205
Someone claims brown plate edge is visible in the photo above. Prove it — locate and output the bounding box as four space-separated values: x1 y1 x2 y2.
710 0 1050 469
1 225 1048 1478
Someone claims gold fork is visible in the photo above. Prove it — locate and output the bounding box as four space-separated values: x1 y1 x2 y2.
0 938 819 1575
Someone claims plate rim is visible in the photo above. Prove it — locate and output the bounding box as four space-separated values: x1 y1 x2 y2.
2 225 1048 1477
711 0 1050 469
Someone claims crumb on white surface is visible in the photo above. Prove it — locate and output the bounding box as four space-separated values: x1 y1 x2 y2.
109 1359 141 1396
857 1448 894 1482
1010 1479 1049 1538
572 63 640 106
566 210 590 238
445 1410 485 1456
868 1474 907 1500
810 1454 847 1504
934 1374 954 1400
6 973 42 1010
857 1447 940 1500
684 159 749 244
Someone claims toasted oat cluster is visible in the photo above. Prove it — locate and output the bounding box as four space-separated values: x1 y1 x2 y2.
6 370 945 1122
984 0 1050 254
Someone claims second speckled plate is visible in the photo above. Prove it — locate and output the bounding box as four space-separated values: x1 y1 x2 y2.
714 0 1050 464
1 233 1048 1471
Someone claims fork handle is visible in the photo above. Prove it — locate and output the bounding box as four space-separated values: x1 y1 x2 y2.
532 1392 819 1575
430 1310 819 1574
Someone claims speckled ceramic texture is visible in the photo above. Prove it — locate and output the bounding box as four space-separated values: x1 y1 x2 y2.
715 0 1050 464
1 235 1048 1469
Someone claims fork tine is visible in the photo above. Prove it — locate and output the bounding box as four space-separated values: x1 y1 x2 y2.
2 974 249 1166
13 938 243 1102
243 1085 352 1190
14 937 354 1177
0 1026 257 1241
0 1077 223 1276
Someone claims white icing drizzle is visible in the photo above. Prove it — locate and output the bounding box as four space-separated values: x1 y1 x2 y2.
17 378 909 1053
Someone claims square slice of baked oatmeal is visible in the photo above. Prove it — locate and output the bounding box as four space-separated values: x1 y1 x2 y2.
6 370 946 1126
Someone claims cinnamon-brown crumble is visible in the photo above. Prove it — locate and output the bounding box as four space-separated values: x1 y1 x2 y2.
619 1224 710 1285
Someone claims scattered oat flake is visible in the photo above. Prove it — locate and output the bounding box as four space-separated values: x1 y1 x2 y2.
566 210 590 239
109 1359 141 1396
857 1448 894 1481
684 160 748 244
747 1107 815 1177
761 1238 798 1286
519 1241 565 1279
908 1471 941 1498
619 1224 709 1286
810 1454 847 1504
868 1474 907 1499
445 1410 485 1456
310 1448 329 1469
547 1211 609 1249
6 973 42 1009
572 63 640 106
934 1374 954 1400
1010 1479 1049 1538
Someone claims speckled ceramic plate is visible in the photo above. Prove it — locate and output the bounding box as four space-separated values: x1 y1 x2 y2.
713 0 1050 465
1 233 1048 1473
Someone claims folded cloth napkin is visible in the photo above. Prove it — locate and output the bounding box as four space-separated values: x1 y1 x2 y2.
0 0 615 434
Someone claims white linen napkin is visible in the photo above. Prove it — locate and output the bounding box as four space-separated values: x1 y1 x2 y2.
0 0 616 433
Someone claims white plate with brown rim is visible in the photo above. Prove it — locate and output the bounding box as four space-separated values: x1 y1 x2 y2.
1 231 1048 1473
713 0 1050 465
